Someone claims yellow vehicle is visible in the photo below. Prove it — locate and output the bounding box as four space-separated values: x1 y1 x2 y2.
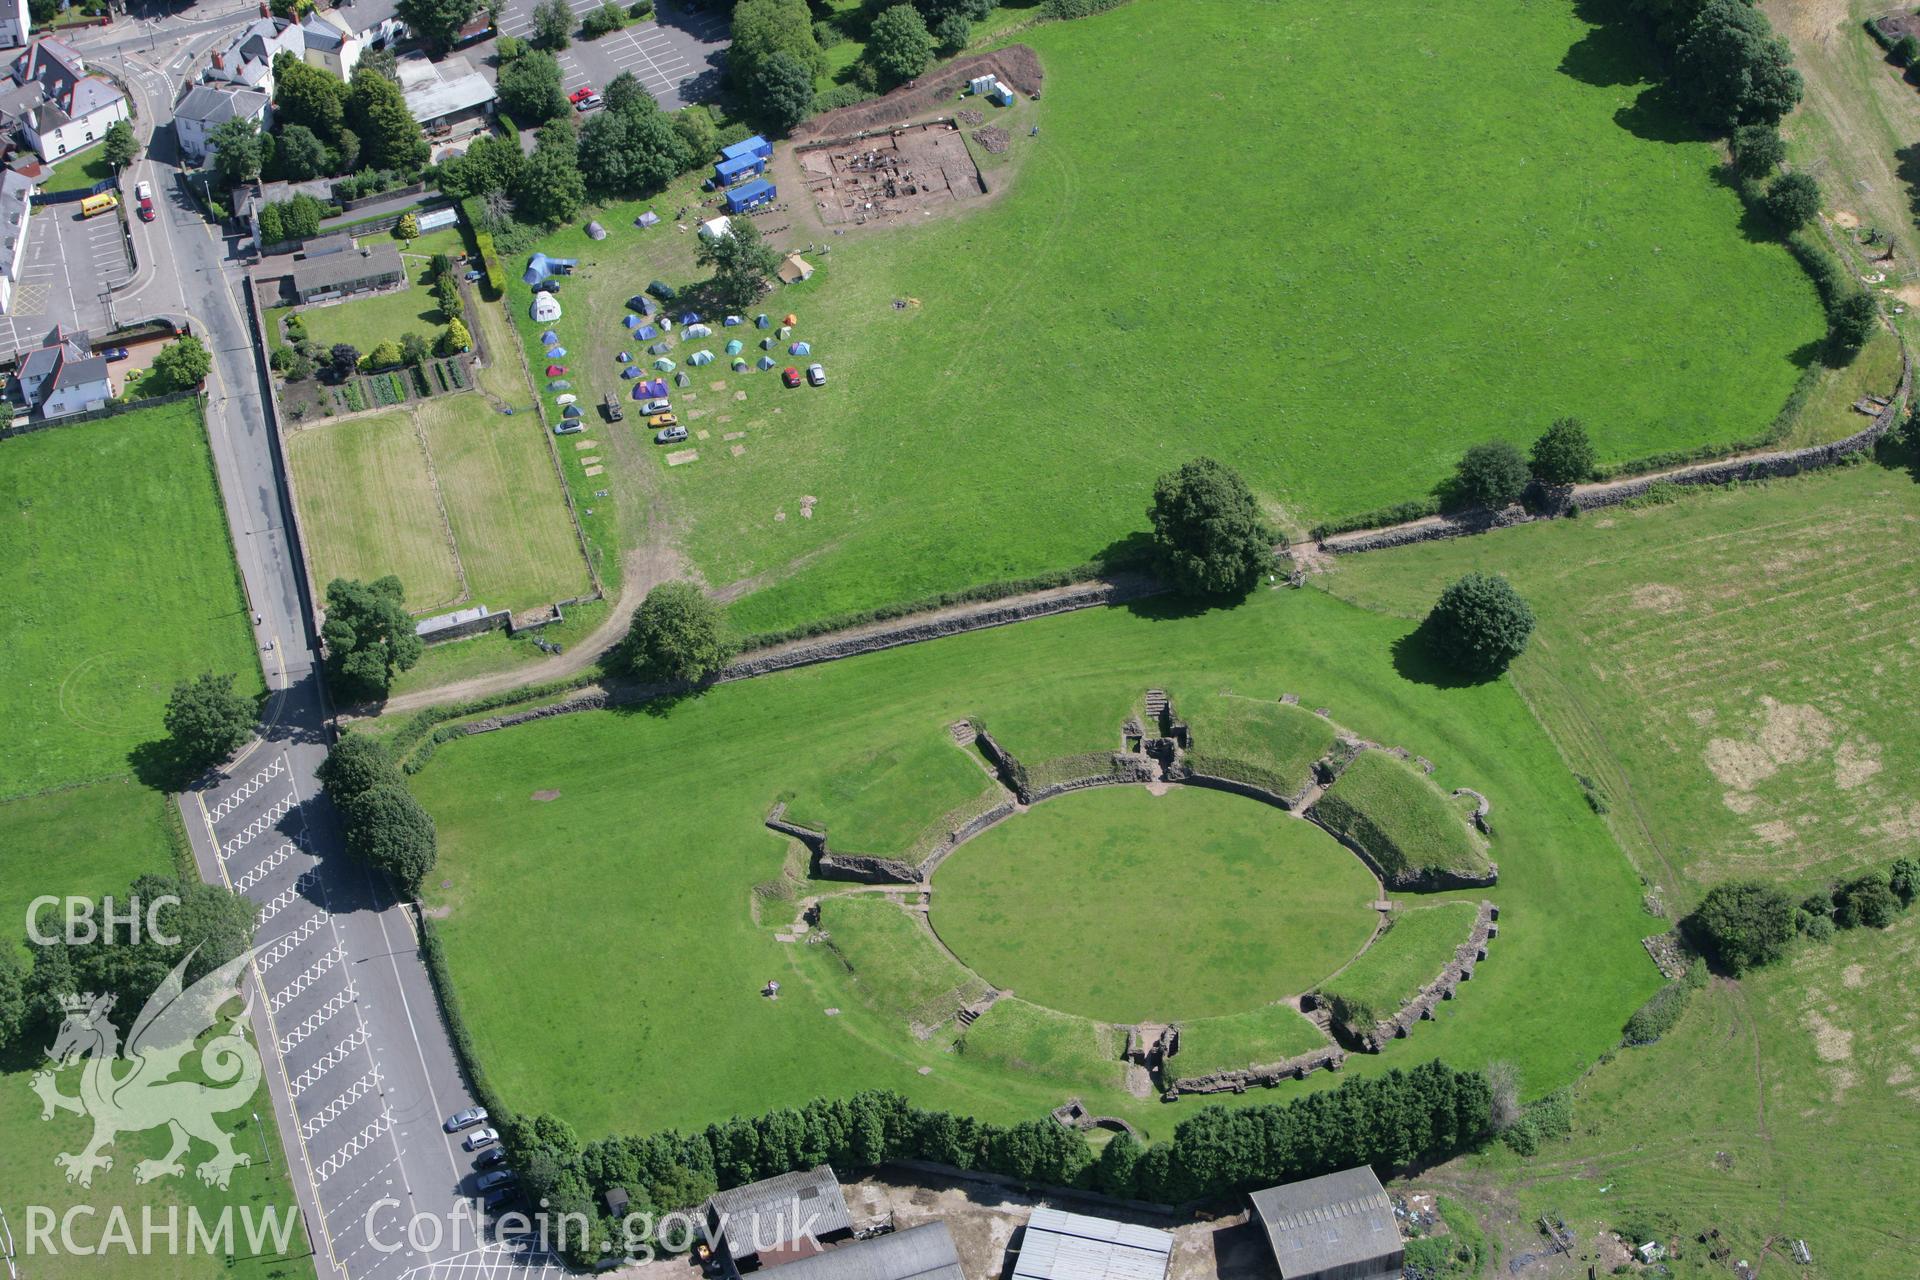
79 192 118 218
647 412 678 428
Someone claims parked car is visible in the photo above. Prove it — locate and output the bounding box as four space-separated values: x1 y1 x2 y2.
655 425 688 444
475 1146 509 1169
554 422 584 435
647 279 677 302
806 363 826 386
640 397 672 415
781 367 801 388
475 1169 516 1192
483 1188 518 1213
464 269 482 282
568 85 597 104
533 278 562 293
463 1127 499 1151
647 412 677 428
100 347 129 361
574 93 603 112
444 1107 488 1133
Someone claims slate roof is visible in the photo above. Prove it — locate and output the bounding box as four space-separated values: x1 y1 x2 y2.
1012 1209 1172 1280
288 242 403 294
1247 1167 1402 1280
174 84 269 127
754 1224 964 1280
19 325 108 406
705 1166 853 1259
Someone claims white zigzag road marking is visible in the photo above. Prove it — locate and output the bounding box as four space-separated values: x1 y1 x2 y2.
218 792 298 859
256 912 330 971
278 982 356 1053
300 1069 382 1139
286 1029 369 1097
313 1110 393 1182
233 842 296 894
208 757 286 820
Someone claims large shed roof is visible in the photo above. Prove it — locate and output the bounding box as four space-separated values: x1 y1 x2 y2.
755 1223 963 1280
705 1165 853 1259
1011 1208 1172 1280
1247 1167 1402 1280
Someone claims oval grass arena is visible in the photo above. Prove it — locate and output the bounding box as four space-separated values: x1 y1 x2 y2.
932 786 1380 1024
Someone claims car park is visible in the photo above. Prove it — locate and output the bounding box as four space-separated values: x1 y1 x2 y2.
444 1107 488 1133
655 425 689 444
463 1127 499 1151
476 1168 516 1192
569 85 597 104
476 1146 509 1168
483 1188 518 1213
647 412 677 428
781 367 801 388
640 398 672 415
807 363 826 386
575 93 603 112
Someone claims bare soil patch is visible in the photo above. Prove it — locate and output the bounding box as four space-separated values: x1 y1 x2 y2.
973 126 1010 155
792 46 1043 143
801 122 987 228
532 789 561 802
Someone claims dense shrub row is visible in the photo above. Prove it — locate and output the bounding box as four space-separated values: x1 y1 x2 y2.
1621 959 1707 1046
1687 856 1918 973
502 1065 1491 1268
1044 0 1128 17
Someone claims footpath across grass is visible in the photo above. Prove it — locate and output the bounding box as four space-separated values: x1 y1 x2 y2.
0 401 262 798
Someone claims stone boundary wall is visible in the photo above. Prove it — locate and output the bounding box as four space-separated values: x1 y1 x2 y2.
1025 755 1156 805
1168 1045 1347 1096
1334 901 1499 1053
1319 351 1911 555
1305 811 1499 892
764 800 1018 886
1164 764 1296 810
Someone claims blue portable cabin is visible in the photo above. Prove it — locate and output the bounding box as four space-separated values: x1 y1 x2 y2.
714 153 764 187
725 179 777 214
721 135 772 163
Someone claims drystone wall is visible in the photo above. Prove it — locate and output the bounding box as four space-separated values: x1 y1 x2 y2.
1168 1045 1347 1096
1163 764 1296 810
1334 901 1499 1053
764 797 1019 886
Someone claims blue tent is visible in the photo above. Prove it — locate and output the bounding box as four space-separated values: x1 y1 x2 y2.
617 351 632 363
539 330 558 344
623 367 644 379
723 315 743 327
545 346 567 359
636 211 660 228
562 404 582 418
548 380 572 390
722 135 772 163
756 356 776 370
755 314 771 329
680 312 701 324
628 295 656 316
725 179 777 214
523 253 577 285
648 342 671 356
732 358 748 371
789 341 811 356
635 325 658 340
687 349 715 366
624 315 642 330
760 337 774 350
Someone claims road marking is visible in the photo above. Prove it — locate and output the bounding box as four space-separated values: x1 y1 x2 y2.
255 869 323 929
257 911 332 970
286 1028 370 1097
233 841 296 893
219 792 298 856
278 983 358 1053
300 1069 383 1139
270 944 347 1011
313 1110 394 1182
210 756 288 819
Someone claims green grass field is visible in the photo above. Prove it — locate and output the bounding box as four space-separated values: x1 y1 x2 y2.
277 275 449 356
817 893 992 1034
0 783 315 1280
932 786 1379 1022
1177 693 1340 797
34 151 114 196
408 586 1656 1139
0 401 262 799
1325 460 1920 902
783 729 994 851
508 0 1823 637
1314 749 1490 882
286 393 593 617
953 996 1127 1093
1171 1002 1332 1079
1320 900 1480 1029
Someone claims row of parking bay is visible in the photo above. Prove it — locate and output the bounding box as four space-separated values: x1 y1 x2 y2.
207 751 426 1280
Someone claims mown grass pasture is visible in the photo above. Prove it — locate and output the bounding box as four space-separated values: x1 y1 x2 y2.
509 0 1824 638
0 401 261 798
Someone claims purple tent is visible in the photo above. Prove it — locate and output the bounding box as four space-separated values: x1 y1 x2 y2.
622 367 643 379
679 312 700 324
539 330 559 344
644 379 668 397
632 385 651 400
637 211 660 228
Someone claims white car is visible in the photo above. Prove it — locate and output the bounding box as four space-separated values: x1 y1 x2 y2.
806 363 826 386
553 422 584 436
463 1127 500 1152
640 398 672 415
134 180 152 203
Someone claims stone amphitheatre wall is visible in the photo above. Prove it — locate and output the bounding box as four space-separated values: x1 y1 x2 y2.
1168 1045 1347 1096
1332 901 1499 1053
764 797 1018 886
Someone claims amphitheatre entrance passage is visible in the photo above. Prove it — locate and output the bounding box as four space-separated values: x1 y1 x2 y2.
930 786 1379 1024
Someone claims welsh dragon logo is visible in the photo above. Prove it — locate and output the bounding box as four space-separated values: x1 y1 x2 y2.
31 947 262 1190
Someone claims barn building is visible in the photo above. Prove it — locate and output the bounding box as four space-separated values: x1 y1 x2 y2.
1246 1167 1403 1280
1012 1207 1173 1280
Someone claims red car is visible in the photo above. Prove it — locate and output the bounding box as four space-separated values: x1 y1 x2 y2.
781 367 801 388
568 85 597 105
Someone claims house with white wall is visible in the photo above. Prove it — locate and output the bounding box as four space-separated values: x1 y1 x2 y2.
4 39 128 164
0 164 34 316
16 325 111 419
0 0 31 50
173 83 270 164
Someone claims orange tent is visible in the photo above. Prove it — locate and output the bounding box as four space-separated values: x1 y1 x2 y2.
783 313 798 326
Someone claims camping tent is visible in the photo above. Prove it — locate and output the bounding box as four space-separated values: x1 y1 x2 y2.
539 330 559 344
617 351 632 364
633 385 651 399
648 342 671 356
545 364 567 376
623 367 643 380
675 371 690 387
545 346 567 359
635 325 658 340
723 315 743 327
523 253 576 285
531 292 562 322
643 379 668 397
637 211 660 228
784 313 798 326
776 254 813 284
732 358 748 371
698 215 732 241
684 323 713 338
755 314 771 329
680 312 701 324
789 341 811 355
654 357 676 371
562 404 582 418
688 350 714 366
548 380 571 390
760 338 774 350
725 339 744 355
629 294 657 315
756 356 776 370
624 315 642 330
777 326 791 340
586 220 607 240
556 394 577 405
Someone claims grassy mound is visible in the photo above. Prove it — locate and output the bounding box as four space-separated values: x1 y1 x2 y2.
817 894 990 1034
1313 750 1490 884
782 729 994 853
1320 901 1479 1030
1178 694 1340 798
1170 1003 1331 1080
954 996 1126 1092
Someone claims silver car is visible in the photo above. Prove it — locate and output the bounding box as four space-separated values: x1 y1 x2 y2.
655 425 689 444
640 398 672 415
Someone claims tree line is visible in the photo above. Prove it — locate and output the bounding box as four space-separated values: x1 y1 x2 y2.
500 1066 1492 1269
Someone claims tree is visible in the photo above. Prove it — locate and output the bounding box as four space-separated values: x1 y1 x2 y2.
401 331 431 366
1485 1061 1522 1133
1729 122 1784 180
1834 872 1900 929
694 207 781 308
531 0 573 48
1890 857 1920 907
1527 417 1595 486
341 785 437 892
579 102 692 197
102 119 137 171
913 0 990 20
1674 0 1801 130
321 577 422 700
208 117 264 185
274 123 329 180
273 53 348 144
150 334 212 390
1762 170 1819 230
396 210 420 240
0 948 26 1053
364 340 405 369
433 274 464 319
1690 880 1795 973
1831 292 1878 351
329 343 361 382
349 68 429 172
582 0 625 37
1145 457 1271 597
753 51 816 135
616 581 737 683
1453 440 1530 509
1425 572 1535 676
1091 1130 1142 1198
439 133 524 198
317 733 399 804
439 316 472 354
163 673 254 769
932 12 969 55
397 0 479 50
730 0 825 87
498 49 569 123
513 136 587 225
866 5 934 87
1896 33 1920 67
280 192 324 239
604 70 647 114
